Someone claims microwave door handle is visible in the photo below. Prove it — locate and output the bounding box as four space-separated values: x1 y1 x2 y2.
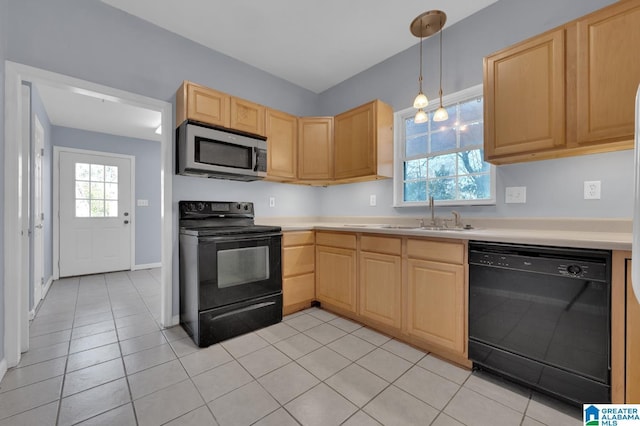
253 146 259 172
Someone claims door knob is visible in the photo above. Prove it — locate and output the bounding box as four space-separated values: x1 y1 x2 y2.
124 212 129 216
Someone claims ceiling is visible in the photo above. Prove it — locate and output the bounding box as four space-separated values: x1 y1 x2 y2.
101 0 500 94
36 83 162 142
35 1 499 138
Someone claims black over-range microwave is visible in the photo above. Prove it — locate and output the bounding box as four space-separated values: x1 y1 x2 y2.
176 120 267 181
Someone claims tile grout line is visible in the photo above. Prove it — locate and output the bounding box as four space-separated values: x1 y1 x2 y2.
109 272 141 426
55 276 81 426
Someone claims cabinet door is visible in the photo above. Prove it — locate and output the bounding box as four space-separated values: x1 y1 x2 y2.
627 259 640 403
230 97 265 136
334 102 375 179
575 1 640 146
359 251 401 329
484 29 565 159
406 259 465 354
298 117 333 180
186 83 230 128
316 245 356 313
266 109 297 179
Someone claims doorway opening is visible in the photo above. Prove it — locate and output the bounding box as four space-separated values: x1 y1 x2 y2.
3 61 173 369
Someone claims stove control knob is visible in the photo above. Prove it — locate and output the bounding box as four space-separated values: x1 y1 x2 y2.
567 265 582 275
244 204 249 210
236 203 241 210
197 202 205 211
188 203 196 211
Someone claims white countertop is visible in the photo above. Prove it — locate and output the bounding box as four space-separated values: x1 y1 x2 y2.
257 217 632 251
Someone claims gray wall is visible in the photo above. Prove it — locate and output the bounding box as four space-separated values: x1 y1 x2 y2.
29 83 53 310
0 0 7 362
53 126 162 266
317 0 629 219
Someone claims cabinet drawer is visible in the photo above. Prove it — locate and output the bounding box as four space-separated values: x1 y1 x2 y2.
361 235 401 256
283 231 314 247
283 245 315 277
316 232 356 249
283 273 315 307
407 239 464 264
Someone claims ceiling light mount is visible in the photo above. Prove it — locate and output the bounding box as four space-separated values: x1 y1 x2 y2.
410 10 446 38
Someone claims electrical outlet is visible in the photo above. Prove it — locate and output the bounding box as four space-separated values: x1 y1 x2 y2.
584 181 601 199
369 194 377 206
269 196 276 207
505 187 526 204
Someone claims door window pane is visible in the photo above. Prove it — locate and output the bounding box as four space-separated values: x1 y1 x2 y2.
75 162 119 218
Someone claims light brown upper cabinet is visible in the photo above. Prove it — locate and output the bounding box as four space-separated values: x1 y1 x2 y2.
298 117 334 181
484 0 640 164
334 100 393 180
266 109 298 180
230 97 266 136
176 81 230 128
484 29 566 160
573 0 640 147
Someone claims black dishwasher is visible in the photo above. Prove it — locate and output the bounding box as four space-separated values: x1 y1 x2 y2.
468 241 611 405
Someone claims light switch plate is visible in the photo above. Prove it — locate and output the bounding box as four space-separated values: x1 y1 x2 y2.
136 199 149 207
505 187 526 204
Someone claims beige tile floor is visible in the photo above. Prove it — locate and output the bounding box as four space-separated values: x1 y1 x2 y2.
0 269 584 425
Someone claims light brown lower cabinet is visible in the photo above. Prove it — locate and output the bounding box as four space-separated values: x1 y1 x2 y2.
282 231 315 315
612 251 640 403
359 235 402 330
406 259 465 355
315 232 357 314
311 232 468 366
626 258 640 403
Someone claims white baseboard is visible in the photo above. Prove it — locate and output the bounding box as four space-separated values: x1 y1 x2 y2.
132 262 162 271
171 315 180 327
43 276 53 298
0 358 7 383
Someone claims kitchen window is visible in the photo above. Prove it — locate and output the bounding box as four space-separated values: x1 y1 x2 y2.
393 84 495 206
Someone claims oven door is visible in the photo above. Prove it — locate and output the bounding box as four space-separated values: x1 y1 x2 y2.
197 232 282 310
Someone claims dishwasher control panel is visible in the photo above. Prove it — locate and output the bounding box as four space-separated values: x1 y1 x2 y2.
468 245 609 282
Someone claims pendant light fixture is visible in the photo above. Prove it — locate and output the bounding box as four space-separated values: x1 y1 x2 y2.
433 15 448 122
410 10 446 124
413 20 428 111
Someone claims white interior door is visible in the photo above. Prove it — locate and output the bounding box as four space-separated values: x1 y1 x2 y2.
59 150 132 277
32 115 45 304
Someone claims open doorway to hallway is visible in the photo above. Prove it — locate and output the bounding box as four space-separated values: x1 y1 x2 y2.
4 62 173 370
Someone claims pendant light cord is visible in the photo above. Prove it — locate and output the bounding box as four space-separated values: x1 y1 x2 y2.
418 19 424 93
438 21 443 105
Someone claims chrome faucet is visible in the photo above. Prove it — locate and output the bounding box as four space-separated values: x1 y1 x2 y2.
429 196 436 226
451 210 462 228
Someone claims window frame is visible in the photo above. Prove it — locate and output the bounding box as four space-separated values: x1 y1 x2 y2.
393 84 496 207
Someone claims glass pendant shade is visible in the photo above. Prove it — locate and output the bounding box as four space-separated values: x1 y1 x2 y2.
413 92 429 109
414 109 428 124
433 106 448 122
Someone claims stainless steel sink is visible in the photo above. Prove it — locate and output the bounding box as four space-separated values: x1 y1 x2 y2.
379 225 420 229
